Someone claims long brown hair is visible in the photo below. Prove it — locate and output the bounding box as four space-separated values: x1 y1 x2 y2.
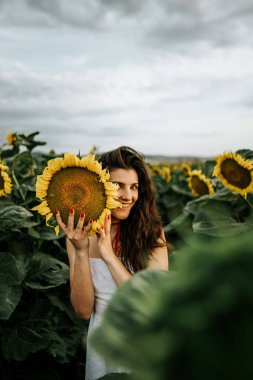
99 146 167 272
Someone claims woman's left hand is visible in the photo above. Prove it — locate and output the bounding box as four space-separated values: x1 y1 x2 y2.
97 215 116 264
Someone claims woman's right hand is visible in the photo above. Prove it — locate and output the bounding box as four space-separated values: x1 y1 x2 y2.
56 208 92 252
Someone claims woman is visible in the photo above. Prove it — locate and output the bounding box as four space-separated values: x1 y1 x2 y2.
56 146 169 380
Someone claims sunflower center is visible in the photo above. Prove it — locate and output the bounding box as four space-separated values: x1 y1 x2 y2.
191 175 209 196
47 167 106 224
221 159 251 189
0 173 4 190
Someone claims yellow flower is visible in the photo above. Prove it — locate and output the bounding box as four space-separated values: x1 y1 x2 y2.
213 152 253 197
32 152 122 236
181 163 191 177
162 166 171 183
172 164 179 171
151 166 163 175
0 162 12 197
188 170 215 197
6 132 16 146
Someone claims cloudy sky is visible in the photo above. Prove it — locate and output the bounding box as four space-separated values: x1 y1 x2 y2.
0 0 253 157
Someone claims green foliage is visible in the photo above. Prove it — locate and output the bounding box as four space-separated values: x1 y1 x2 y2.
0 132 87 379
91 231 253 380
1 131 253 379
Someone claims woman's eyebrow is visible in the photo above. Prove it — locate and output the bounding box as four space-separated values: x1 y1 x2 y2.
111 181 139 185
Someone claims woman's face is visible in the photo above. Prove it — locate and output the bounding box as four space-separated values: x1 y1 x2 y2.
110 168 139 221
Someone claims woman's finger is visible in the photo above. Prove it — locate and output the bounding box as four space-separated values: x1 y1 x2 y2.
67 207 75 231
75 212 85 231
84 219 93 235
99 227 106 239
55 210 68 235
104 214 111 235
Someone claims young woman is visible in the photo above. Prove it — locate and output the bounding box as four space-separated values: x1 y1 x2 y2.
56 146 169 380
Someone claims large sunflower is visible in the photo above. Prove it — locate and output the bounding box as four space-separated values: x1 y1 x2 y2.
0 162 12 197
213 152 253 197
188 170 215 197
32 152 121 236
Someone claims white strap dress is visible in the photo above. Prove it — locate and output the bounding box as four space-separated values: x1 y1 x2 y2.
85 258 128 380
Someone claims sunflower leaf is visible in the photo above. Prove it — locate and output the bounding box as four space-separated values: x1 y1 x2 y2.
186 199 249 236
24 252 69 289
0 252 25 319
2 325 51 361
0 204 35 231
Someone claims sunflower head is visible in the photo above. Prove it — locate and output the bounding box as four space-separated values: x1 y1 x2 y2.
0 162 12 197
6 132 16 146
162 166 171 183
32 152 121 236
213 152 253 197
188 170 215 197
181 163 191 177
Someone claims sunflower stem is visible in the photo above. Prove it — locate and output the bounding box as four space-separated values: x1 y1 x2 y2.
12 172 26 201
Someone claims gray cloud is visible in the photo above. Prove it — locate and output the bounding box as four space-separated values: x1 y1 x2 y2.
146 0 253 49
0 0 252 156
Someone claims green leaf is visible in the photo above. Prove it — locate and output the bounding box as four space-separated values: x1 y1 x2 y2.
185 197 251 236
0 203 35 231
0 252 26 319
25 252 69 289
0 284 22 320
2 325 51 361
46 332 68 363
91 232 253 380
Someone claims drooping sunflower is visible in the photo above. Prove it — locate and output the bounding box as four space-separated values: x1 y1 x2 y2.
0 162 12 197
188 170 215 197
32 152 122 236
6 132 16 146
213 152 253 197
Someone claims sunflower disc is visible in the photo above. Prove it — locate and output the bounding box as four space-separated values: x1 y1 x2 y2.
47 167 106 225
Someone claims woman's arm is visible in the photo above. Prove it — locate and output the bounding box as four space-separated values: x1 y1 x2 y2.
57 210 95 320
66 238 95 320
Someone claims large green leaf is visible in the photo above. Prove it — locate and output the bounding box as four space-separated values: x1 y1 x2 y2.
25 252 69 289
0 252 26 319
2 324 51 361
0 203 36 231
90 232 253 380
184 191 252 237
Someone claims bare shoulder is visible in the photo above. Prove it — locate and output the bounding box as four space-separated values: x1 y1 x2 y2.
147 245 169 271
147 232 169 271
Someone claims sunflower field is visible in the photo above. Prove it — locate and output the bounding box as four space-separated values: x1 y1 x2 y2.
0 131 253 380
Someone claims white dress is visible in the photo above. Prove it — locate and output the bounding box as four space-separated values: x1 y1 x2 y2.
85 258 128 380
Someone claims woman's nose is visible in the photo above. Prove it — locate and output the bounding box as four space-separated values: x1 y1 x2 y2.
120 187 131 199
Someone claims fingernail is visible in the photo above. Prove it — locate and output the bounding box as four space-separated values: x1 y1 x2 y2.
55 209 59 215
107 215 110 220
70 208 74 214
89 219 93 224
81 212 85 218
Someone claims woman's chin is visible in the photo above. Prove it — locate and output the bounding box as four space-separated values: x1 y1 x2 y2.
111 208 130 220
